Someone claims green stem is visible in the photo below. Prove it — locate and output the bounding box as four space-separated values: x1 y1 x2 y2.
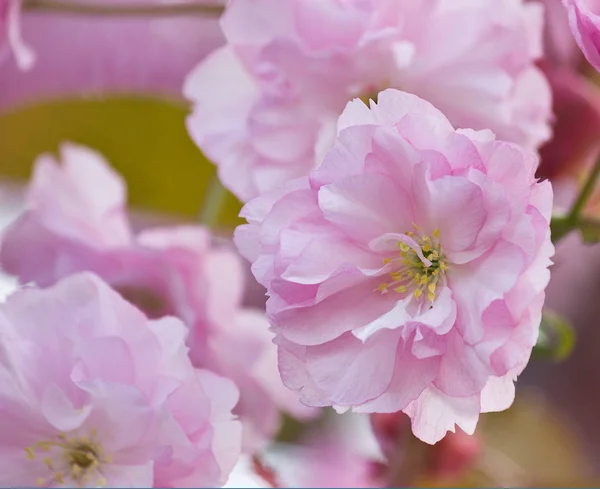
551 157 600 243
199 176 229 229
22 0 224 17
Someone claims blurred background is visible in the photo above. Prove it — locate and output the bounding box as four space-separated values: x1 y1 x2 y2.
2 0 600 486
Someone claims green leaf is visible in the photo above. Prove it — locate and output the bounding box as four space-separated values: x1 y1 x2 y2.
532 311 575 362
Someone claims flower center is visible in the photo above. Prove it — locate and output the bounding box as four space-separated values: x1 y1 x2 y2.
25 430 111 487
377 227 448 303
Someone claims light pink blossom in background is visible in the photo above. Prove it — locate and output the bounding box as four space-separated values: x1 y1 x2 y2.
0 0 225 112
0 272 241 487
537 69 600 214
0 0 34 70
235 89 554 444
184 0 553 201
0 142 316 452
564 0 600 72
263 414 386 488
529 0 600 216
533 0 582 67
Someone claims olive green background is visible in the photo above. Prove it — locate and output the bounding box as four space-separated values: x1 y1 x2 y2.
0 96 244 227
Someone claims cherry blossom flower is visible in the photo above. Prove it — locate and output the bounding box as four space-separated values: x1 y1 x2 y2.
235 89 554 444
184 0 552 201
0 272 241 487
262 414 385 488
564 0 600 72
0 142 316 452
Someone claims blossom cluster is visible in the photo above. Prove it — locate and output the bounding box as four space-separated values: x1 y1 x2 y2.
5 0 600 486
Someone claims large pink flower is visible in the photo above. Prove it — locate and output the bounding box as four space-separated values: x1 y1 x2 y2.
0 272 241 487
564 0 600 71
184 0 552 201
0 143 315 451
1 0 34 70
235 89 554 444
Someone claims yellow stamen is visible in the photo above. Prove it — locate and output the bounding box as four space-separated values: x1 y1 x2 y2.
440 262 448 271
377 283 389 293
25 447 35 460
383 257 391 265
414 289 423 299
394 285 407 293
56 473 63 484
399 243 409 252
428 283 436 293
428 292 436 302
433 228 440 239
423 243 431 252
36 477 45 487
420 275 429 285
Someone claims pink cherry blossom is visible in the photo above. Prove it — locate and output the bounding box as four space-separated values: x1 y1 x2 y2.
537 69 600 214
530 0 600 216
0 142 316 452
0 272 241 488
1 0 225 112
184 0 552 201
530 0 582 68
564 0 600 72
1 0 34 70
234 89 554 444
263 415 386 488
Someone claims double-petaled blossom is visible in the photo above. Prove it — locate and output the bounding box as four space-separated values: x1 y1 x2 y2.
0 273 241 487
235 89 554 444
0 143 315 451
184 0 552 201
1 0 34 70
564 0 600 72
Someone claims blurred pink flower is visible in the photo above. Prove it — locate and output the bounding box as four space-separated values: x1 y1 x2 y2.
184 0 552 201
0 0 34 70
0 272 241 487
528 0 600 216
369 413 409 461
235 89 554 444
429 430 481 479
537 69 600 213
0 0 225 112
0 142 316 452
564 0 600 72
532 0 582 67
263 416 386 488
